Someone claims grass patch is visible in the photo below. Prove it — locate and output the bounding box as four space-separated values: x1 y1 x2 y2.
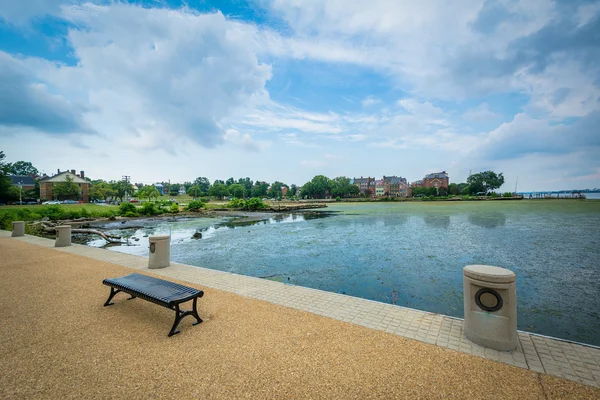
0 204 119 230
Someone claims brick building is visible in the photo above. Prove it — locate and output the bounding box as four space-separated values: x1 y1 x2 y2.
352 177 375 195
40 169 90 202
412 172 449 190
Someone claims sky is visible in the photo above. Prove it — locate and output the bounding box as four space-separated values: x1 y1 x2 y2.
1 0 599 191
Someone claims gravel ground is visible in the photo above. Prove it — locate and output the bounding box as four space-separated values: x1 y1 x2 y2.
1 238 598 399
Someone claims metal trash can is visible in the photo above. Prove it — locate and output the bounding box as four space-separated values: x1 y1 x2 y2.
463 265 517 351
148 235 170 269
12 221 25 237
55 225 72 247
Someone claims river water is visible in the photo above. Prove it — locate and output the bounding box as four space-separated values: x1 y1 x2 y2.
89 200 600 346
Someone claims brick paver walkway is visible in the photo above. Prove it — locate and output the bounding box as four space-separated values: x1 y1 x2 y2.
3 230 599 388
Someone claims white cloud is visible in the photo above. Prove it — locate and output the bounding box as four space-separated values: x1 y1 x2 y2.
462 103 500 122
361 96 380 108
223 129 269 152
23 4 272 150
0 0 73 25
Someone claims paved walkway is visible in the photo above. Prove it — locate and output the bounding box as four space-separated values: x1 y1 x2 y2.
2 230 599 389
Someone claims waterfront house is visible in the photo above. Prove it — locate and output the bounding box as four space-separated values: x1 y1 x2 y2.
9 175 36 192
353 176 375 195
375 180 385 197
40 169 90 202
421 171 449 189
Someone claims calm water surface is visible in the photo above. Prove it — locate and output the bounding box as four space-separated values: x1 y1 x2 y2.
90 200 600 345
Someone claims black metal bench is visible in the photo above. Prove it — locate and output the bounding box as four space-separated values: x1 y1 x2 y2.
103 273 204 337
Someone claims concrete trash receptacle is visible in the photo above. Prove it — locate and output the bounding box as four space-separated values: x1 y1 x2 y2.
12 221 25 237
463 265 517 351
55 225 72 247
148 235 170 269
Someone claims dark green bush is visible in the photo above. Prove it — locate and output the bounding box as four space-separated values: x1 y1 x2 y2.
119 202 138 216
170 203 179 213
503 192 513 197
140 202 162 216
335 196 341 202
245 197 266 211
185 200 205 211
226 198 246 208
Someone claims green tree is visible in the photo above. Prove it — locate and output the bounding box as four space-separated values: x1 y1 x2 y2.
228 183 246 199
448 183 459 195
467 171 505 194
330 176 359 198
110 180 134 202
8 161 39 176
209 183 230 199
90 181 115 202
237 177 253 193
213 179 225 185
169 183 181 196
190 177 211 198
138 185 160 201
301 175 332 199
53 176 81 199
251 181 269 198
0 151 12 200
225 177 235 186
267 181 288 198
290 184 298 196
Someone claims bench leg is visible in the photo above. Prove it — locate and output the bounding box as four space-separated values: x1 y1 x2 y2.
168 298 203 337
103 287 122 306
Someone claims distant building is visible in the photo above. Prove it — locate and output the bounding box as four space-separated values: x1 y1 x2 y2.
40 169 90 202
282 186 288 197
154 183 164 195
375 179 385 197
9 175 36 191
178 187 186 195
352 176 375 195
421 171 449 189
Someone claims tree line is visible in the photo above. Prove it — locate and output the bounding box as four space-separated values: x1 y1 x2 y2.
1 150 507 203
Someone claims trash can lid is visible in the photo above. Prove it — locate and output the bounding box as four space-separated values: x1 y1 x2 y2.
463 265 516 283
149 235 170 241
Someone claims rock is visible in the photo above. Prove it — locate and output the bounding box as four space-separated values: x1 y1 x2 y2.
143 234 148 237
192 232 202 240
133 237 140 241
41 217 50 222
108 216 116 221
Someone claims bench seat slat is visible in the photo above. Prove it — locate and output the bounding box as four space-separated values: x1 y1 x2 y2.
103 273 202 307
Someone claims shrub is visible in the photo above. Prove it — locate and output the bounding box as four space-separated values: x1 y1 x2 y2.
335 196 341 202
503 192 513 198
140 202 161 216
170 203 179 213
227 198 246 209
245 197 266 211
185 200 205 211
119 202 138 216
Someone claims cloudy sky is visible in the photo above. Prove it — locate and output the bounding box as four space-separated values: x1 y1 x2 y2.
1 0 599 190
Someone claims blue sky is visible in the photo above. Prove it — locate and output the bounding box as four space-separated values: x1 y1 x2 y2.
1 0 599 190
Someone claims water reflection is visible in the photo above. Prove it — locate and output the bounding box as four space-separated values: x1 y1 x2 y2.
422 215 451 229
468 212 507 228
382 215 409 227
